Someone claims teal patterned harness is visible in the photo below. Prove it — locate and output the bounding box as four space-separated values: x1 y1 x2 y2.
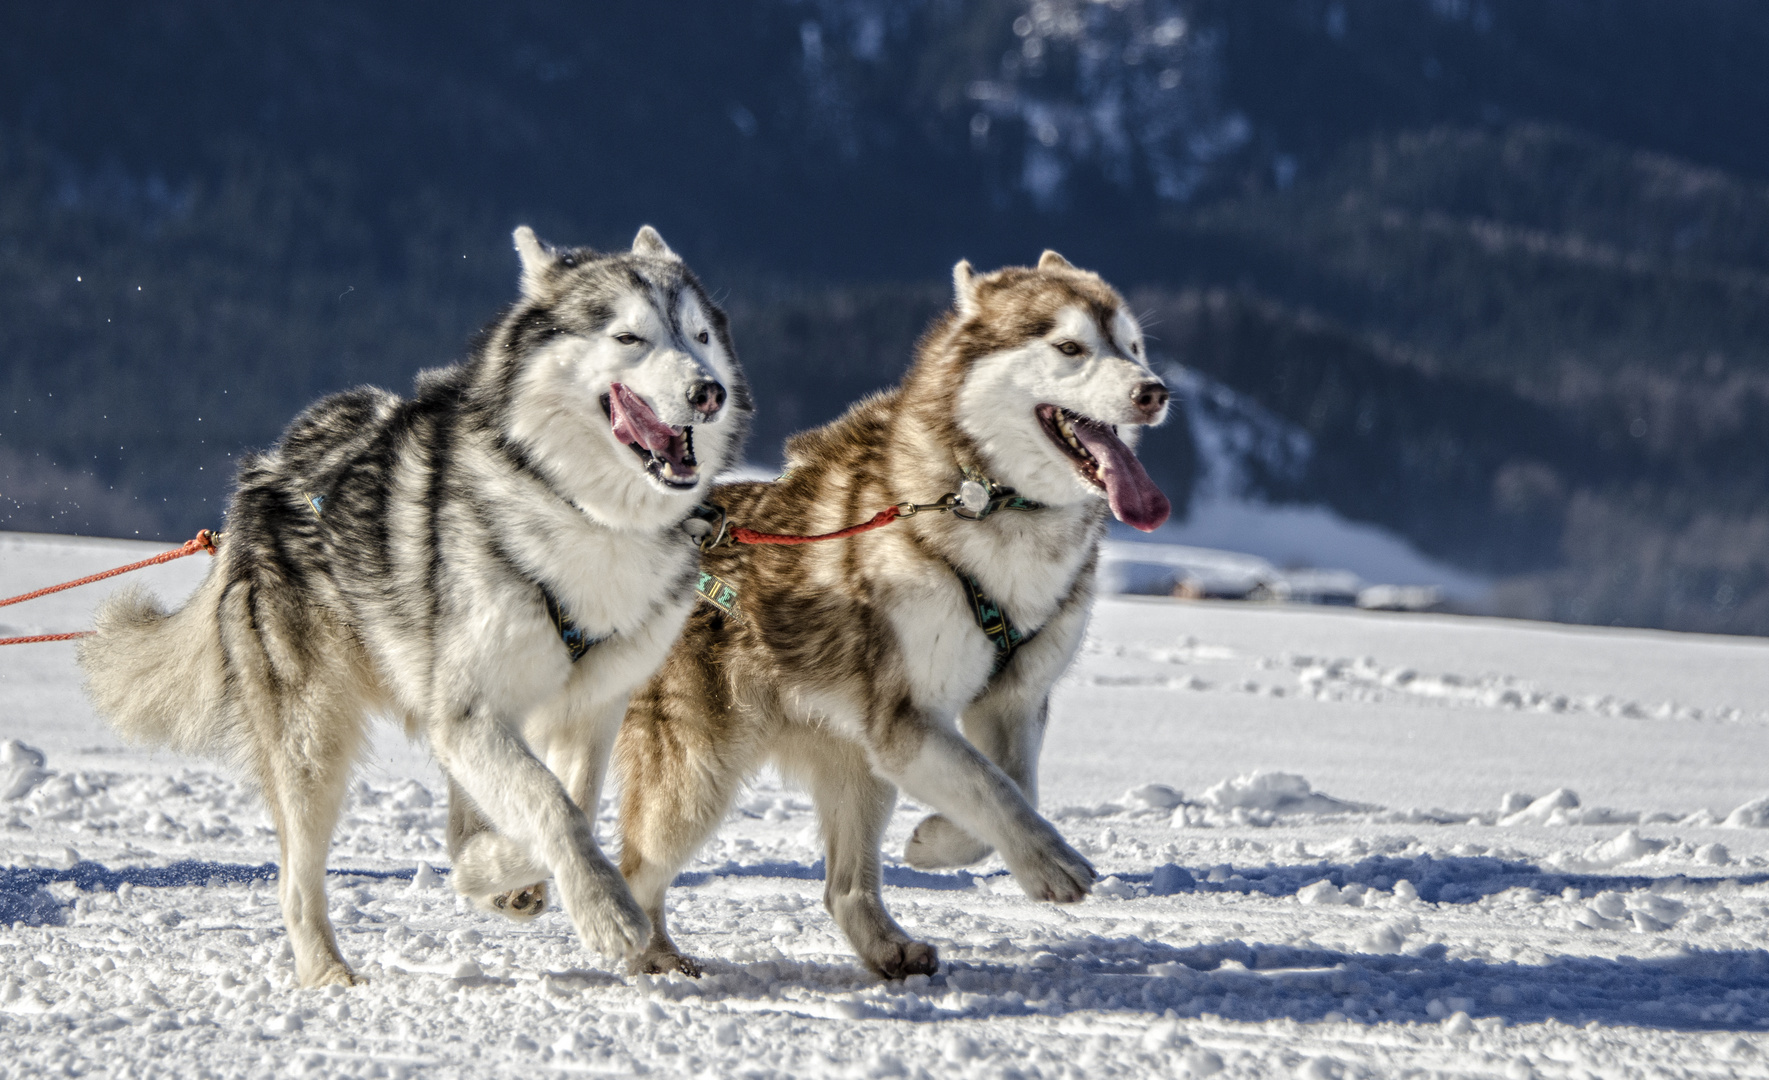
695 570 741 618
955 571 1035 675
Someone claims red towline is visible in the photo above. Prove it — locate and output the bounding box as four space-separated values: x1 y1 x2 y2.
0 529 220 646
726 504 905 546
0 496 923 646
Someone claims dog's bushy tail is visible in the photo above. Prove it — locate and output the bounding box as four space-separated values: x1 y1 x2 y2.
78 575 234 756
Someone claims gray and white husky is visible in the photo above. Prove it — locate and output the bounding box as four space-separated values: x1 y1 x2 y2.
78 225 751 988
611 252 1170 978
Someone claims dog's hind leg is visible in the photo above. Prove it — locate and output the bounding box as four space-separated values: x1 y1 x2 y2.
226 590 371 989
428 708 649 964
250 697 370 987
260 740 360 987
906 694 1049 870
615 682 761 978
446 776 549 920
779 729 937 979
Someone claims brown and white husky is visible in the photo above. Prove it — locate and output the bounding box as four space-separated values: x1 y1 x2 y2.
615 251 1171 978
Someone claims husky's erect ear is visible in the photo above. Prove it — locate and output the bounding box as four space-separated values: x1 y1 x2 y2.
952 259 979 317
513 225 556 300
631 225 678 260
1037 249 1075 271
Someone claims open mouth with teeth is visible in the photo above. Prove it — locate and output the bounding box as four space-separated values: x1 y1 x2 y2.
603 383 699 489
1035 403 1170 532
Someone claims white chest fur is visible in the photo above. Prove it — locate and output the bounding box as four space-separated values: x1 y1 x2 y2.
873 511 1096 718
883 573 998 717
447 424 695 641
511 502 693 641
934 506 1098 633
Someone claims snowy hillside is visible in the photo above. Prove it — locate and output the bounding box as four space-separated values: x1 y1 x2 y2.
5 530 1769 1077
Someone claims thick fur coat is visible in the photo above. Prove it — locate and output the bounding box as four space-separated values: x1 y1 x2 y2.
78 226 751 987
613 252 1170 978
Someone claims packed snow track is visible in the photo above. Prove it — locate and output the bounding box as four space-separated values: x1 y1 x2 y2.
5 532 1769 1078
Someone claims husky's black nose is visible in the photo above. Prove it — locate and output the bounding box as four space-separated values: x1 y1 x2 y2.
688 380 727 417
1131 380 1169 420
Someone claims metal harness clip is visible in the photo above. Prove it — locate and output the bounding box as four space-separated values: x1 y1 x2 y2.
685 503 731 551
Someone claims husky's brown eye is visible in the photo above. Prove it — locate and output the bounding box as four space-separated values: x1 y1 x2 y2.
696 330 710 344
614 332 641 345
1054 339 1085 357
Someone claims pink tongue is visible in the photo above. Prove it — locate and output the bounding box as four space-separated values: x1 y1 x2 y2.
608 383 679 453
1071 420 1171 532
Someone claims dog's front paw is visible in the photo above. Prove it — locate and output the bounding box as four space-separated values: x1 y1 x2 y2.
903 814 992 869
862 938 939 980
1007 834 1096 904
302 961 361 989
489 882 547 920
579 899 651 963
560 864 651 962
450 831 546 901
630 945 702 979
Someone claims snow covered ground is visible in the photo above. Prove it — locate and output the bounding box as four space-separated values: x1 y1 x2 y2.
5 529 1769 1078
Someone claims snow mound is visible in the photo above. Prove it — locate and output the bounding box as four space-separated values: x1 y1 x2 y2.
1165 771 1379 828
1493 789 1643 827
1547 828 1671 872
1 740 49 801
1122 783 1186 811
1202 771 1373 815
1723 795 1769 828
1499 788 1581 826
1575 888 1692 932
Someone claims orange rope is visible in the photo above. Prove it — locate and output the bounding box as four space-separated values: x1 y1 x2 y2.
0 529 220 645
729 505 903 546
0 631 92 645
0 529 219 610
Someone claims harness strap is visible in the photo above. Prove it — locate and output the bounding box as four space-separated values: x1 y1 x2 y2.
685 468 1042 671
696 570 741 619
955 570 1035 675
691 566 1030 675
540 586 604 663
